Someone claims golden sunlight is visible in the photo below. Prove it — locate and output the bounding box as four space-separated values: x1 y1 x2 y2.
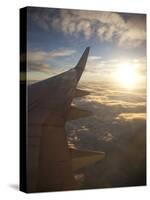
115 62 139 89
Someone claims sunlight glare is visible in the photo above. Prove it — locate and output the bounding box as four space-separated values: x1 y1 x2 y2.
115 63 139 89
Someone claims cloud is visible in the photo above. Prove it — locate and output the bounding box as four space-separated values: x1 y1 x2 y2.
118 15 146 47
72 83 146 125
28 63 50 72
29 8 146 48
66 82 146 152
28 48 76 63
27 48 76 72
52 10 126 41
88 56 102 60
115 113 146 121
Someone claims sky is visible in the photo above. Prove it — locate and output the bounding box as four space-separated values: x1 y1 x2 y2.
26 7 146 85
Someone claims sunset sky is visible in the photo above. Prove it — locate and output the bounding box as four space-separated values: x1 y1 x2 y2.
27 7 146 89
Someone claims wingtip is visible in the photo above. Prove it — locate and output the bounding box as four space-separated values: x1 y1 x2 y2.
86 46 90 51
74 47 90 82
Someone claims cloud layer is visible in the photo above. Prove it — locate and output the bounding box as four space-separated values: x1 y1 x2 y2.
115 113 146 121
66 81 146 188
66 82 146 150
27 48 76 73
29 8 146 48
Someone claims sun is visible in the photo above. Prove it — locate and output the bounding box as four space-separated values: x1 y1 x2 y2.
115 62 139 89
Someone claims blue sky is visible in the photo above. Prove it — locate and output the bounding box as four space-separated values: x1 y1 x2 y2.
26 7 146 83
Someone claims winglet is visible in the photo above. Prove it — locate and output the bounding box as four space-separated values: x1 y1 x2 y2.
75 47 90 82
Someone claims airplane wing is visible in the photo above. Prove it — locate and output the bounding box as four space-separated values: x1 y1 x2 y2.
70 148 105 171
27 47 105 192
